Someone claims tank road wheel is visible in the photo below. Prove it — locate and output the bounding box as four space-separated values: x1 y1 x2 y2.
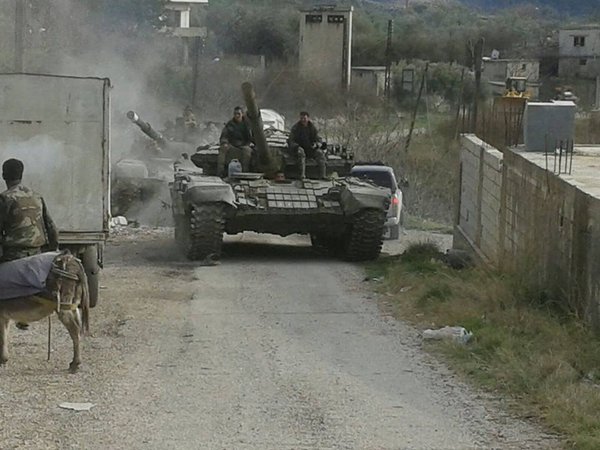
174 215 192 255
185 204 225 261
343 209 386 261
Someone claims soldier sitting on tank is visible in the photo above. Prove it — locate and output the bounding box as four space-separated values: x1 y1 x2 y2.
218 106 254 175
288 111 326 179
183 105 198 128
0 158 59 329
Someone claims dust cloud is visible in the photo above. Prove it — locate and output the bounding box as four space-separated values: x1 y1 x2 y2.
2 1 217 226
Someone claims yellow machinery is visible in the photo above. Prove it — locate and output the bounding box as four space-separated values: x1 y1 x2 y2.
494 76 530 110
490 77 530 147
503 76 530 98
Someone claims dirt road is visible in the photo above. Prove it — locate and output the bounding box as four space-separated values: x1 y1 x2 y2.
0 230 560 449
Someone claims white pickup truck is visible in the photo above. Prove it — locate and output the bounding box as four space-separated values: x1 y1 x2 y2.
0 73 111 306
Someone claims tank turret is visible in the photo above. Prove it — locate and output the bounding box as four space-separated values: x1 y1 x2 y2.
127 111 167 149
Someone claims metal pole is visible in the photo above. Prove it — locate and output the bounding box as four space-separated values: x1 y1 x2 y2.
471 37 484 132
568 139 574 175
191 38 202 107
454 68 466 139
384 20 393 100
405 62 429 153
558 140 563 174
14 0 25 72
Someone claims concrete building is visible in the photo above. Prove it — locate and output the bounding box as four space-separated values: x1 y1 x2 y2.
558 25 600 79
482 58 540 99
351 66 386 96
162 0 208 64
298 6 353 90
558 25 600 108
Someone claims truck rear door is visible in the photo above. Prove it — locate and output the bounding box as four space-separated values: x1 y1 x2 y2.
0 73 111 243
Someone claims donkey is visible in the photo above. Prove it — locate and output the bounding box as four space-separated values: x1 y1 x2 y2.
0 252 90 373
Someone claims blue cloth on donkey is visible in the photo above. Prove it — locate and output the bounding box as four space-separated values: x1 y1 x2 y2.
0 252 60 300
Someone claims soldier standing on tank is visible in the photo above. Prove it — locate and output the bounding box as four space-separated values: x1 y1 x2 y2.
218 106 254 175
0 158 59 330
288 111 326 179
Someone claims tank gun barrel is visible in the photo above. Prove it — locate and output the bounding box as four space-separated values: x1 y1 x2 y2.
127 110 166 146
241 83 271 167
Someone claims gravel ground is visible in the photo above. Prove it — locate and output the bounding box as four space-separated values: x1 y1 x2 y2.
0 228 561 449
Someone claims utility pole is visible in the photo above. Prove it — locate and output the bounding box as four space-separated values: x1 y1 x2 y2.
384 20 393 100
14 0 25 72
471 37 484 132
405 62 429 153
191 38 203 107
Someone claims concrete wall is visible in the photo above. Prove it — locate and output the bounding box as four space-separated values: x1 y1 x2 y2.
483 59 540 98
455 134 600 328
351 68 385 96
455 135 503 264
299 7 352 89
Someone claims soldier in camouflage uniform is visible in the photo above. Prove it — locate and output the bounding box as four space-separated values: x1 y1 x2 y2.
0 158 59 263
288 111 326 179
218 106 254 175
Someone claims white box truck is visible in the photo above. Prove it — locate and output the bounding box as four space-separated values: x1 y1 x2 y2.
0 73 111 307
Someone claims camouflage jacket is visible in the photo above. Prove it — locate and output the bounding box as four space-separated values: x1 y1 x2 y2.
220 119 253 148
288 121 322 152
0 184 59 251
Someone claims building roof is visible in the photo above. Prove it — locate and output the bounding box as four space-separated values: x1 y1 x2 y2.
560 25 600 31
482 58 539 63
351 66 386 72
300 5 353 12
516 146 600 199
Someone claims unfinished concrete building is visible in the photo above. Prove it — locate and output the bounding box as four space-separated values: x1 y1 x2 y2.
558 25 600 108
298 6 353 90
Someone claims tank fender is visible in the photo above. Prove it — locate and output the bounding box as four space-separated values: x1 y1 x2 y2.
184 184 237 209
340 184 390 217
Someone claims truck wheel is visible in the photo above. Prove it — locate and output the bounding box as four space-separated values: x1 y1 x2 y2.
389 224 400 240
185 204 225 261
81 245 100 308
343 209 385 261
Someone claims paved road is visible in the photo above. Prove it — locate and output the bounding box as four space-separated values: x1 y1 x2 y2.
0 230 559 449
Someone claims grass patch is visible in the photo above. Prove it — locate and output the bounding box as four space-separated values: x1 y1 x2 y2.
404 214 454 233
369 243 600 449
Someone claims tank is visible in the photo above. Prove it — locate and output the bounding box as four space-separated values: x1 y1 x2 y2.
114 109 219 220
170 82 391 261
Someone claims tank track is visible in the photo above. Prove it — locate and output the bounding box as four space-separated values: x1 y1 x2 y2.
343 209 385 261
181 204 225 260
310 233 343 255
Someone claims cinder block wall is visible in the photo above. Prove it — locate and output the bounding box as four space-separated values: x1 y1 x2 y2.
454 135 503 264
455 134 600 328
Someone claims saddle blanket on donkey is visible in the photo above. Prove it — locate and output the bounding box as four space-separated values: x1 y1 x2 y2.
0 252 60 300
0 251 90 372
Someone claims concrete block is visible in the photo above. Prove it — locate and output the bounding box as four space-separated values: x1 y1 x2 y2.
524 101 576 152
483 149 503 171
